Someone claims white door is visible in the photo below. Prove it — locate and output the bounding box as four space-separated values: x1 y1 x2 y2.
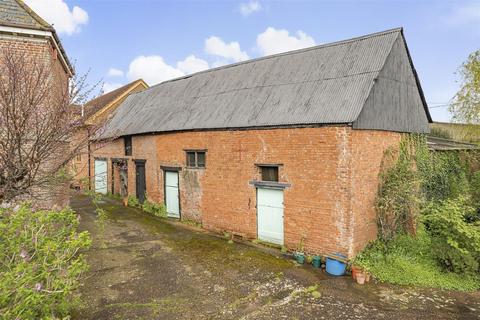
257 188 284 245
165 171 180 218
94 159 107 194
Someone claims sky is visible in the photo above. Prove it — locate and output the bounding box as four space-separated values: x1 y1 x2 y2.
24 0 480 122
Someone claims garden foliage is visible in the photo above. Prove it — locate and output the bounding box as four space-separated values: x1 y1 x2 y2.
358 135 480 290
0 205 91 319
142 199 167 218
423 198 480 275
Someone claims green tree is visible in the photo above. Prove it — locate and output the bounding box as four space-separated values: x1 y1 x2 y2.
450 50 480 124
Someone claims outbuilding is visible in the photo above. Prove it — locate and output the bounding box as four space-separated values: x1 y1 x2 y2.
93 28 431 257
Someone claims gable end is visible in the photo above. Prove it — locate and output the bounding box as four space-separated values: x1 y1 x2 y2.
353 31 431 133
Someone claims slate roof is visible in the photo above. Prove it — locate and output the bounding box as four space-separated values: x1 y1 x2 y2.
101 28 430 138
0 0 50 30
0 0 73 74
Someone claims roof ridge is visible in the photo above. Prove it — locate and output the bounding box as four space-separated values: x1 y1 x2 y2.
141 27 403 94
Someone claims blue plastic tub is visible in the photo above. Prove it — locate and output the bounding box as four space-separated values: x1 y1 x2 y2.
325 253 347 276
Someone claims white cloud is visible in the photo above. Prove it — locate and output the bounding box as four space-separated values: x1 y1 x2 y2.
24 0 88 35
103 82 123 93
107 68 124 77
447 2 480 26
205 36 249 62
256 27 316 56
176 55 209 74
127 55 185 85
240 1 262 16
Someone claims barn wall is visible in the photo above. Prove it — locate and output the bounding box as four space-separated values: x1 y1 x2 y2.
91 127 401 257
349 130 402 255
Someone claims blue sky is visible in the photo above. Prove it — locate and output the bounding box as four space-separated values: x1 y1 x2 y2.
26 0 480 122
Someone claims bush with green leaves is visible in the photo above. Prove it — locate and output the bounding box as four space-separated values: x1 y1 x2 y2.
142 199 167 218
354 228 480 291
0 205 91 319
422 197 480 275
361 134 480 289
376 136 421 241
127 195 140 207
418 151 470 203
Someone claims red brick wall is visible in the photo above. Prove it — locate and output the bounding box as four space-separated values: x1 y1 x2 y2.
91 127 401 257
0 35 68 84
349 130 401 256
0 34 70 207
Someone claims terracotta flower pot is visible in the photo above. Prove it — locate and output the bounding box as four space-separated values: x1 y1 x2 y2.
356 272 366 285
365 272 371 283
351 265 362 280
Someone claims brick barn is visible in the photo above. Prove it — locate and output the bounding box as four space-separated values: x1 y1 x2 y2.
93 28 432 257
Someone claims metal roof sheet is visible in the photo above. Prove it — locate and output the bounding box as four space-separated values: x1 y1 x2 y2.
101 28 407 138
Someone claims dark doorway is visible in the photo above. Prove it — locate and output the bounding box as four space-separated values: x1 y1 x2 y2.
135 160 146 203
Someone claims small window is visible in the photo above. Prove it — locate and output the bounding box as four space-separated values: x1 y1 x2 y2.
124 136 132 156
261 166 279 182
186 152 196 167
186 150 206 168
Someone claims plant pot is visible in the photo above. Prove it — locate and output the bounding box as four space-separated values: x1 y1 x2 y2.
325 253 347 276
356 272 366 285
351 265 362 280
365 272 371 283
312 256 321 268
123 198 128 206
294 252 305 264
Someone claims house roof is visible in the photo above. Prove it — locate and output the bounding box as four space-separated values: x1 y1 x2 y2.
101 28 431 139
83 79 149 123
0 0 73 75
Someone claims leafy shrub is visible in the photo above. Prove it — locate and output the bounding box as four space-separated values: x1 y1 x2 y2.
354 229 480 291
0 205 91 319
468 171 480 222
422 197 480 275
418 151 470 203
127 195 140 207
376 137 421 241
142 199 167 218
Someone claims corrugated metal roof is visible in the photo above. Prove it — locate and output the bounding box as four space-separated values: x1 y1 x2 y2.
101 28 413 138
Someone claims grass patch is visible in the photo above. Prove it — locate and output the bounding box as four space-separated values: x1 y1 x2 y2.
355 228 480 291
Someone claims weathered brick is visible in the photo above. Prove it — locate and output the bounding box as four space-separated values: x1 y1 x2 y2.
90 127 400 257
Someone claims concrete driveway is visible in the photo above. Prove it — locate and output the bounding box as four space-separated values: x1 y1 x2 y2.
71 194 479 320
